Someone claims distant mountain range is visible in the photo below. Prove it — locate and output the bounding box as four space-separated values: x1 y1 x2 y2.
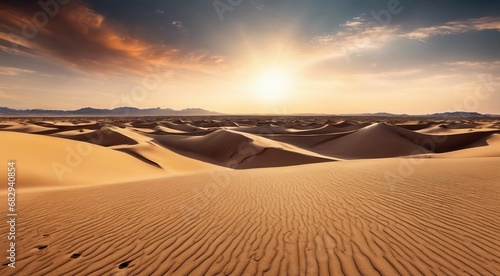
287 112 492 117
0 107 494 117
426 112 489 118
0 107 221 116
343 112 490 118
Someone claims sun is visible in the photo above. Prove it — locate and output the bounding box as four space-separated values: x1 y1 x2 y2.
255 70 290 102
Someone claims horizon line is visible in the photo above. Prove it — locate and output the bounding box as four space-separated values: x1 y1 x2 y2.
0 106 498 117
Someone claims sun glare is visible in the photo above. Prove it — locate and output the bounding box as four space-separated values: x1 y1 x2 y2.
255 70 290 102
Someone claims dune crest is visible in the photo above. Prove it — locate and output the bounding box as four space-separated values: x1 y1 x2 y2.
151 129 335 168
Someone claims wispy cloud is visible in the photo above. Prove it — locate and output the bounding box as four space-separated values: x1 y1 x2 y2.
0 66 36 76
0 2 224 75
364 69 423 78
404 17 500 40
444 61 500 69
307 16 399 61
171 20 184 30
306 16 500 62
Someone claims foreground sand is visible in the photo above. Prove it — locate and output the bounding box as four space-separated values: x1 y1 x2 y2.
1 158 499 275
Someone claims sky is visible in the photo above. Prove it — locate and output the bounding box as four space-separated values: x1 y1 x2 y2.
0 0 499 115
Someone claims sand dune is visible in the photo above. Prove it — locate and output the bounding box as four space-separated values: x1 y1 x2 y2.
0 122 59 134
153 125 214 135
233 122 368 136
261 123 431 159
296 123 369 135
130 120 160 129
232 124 298 134
434 133 500 158
261 132 354 149
0 132 164 188
52 126 139 147
0 124 223 188
113 142 219 173
151 129 334 168
190 119 239 128
311 123 432 159
395 122 434 131
1 119 499 174
34 120 100 128
388 123 498 153
0 158 498 275
159 121 210 132
262 122 500 159
154 125 192 134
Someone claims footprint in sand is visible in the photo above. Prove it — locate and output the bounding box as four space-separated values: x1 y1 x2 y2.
119 261 132 269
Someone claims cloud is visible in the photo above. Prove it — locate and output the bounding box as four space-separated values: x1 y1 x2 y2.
0 66 36 76
341 17 366 28
444 61 500 70
251 0 264 10
155 9 164 14
368 69 423 78
171 20 184 30
404 17 500 40
308 16 399 61
0 2 224 75
306 16 500 63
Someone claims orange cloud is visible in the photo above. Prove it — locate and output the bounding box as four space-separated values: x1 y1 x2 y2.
0 1 224 75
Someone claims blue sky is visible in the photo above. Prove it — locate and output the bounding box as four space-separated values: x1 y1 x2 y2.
0 0 499 114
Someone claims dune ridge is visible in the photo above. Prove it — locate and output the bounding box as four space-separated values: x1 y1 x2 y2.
150 129 335 169
2 119 498 170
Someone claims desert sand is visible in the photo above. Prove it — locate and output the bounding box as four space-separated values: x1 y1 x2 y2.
0 117 499 275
